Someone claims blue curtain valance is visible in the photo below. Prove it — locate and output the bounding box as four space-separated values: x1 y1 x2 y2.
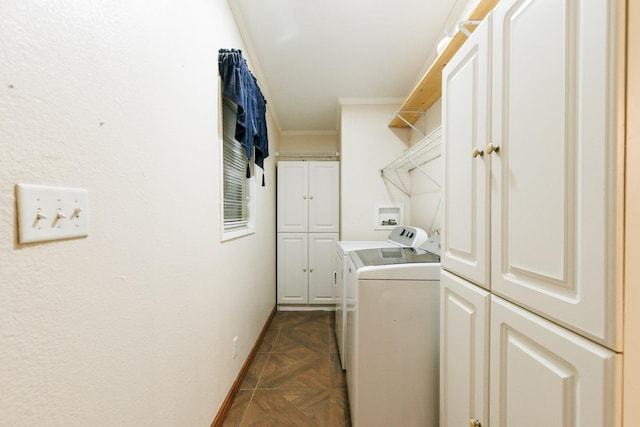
218 49 269 184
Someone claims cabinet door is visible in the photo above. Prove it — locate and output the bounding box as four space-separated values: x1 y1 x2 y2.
442 16 491 289
308 162 339 233
308 233 339 304
489 296 621 427
277 162 309 232
440 270 490 427
277 233 308 303
490 0 624 349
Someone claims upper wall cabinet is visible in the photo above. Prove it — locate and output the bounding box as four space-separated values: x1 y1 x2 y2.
442 0 625 351
490 0 624 350
442 15 492 290
277 161 340 233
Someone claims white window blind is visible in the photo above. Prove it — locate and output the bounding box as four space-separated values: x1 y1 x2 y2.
223 99 250 232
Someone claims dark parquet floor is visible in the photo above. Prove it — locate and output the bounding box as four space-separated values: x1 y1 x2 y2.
222 311 351 427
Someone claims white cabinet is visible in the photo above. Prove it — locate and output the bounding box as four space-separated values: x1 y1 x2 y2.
489 0 624 350
308 234 338 303
277 162 308 233
277 161 339 233
442 14 491 290
441 0 625 425
490 296 620 427
277 233 338 304
440 270 490 427
276 233 308 303
442 0 624 350
441 270 622 427
277 161 339 305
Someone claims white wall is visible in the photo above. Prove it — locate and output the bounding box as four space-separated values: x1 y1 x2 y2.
409 99 444 235
339 102 411 240
0 1 277 425
279 133 339 154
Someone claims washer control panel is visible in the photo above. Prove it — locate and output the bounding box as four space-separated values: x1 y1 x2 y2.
387 226 428 248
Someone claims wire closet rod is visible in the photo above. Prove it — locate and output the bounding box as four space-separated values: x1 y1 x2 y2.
380 126 442 196
380 126 441 173
275 151 340 158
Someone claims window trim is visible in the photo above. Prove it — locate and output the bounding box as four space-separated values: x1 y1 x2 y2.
219 83 256 242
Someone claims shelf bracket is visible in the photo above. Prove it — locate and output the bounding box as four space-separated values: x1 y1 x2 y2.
392 111 427 138
380 169 411 197
457 20 482 37
408 155 442 189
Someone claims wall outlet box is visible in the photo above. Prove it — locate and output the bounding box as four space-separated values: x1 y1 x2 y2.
16 184 89 244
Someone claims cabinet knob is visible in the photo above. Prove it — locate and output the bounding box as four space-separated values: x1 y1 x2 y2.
309 195 314 200
310 268 314 273
469 419 481 427
303 195 307 200
303 268 307 272
485 143 500 154
472 147 484 158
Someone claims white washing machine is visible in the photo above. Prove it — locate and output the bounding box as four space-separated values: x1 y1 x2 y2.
334 226 428 370
345 236 441 427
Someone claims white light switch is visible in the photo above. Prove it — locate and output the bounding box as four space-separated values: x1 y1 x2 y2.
16 184 89 244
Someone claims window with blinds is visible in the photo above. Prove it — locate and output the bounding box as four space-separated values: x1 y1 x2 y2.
222 98 251 233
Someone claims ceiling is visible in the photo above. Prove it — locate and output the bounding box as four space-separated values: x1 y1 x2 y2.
228 0 464 134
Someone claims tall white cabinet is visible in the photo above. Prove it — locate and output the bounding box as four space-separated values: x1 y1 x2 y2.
440 0 625 426
277 161 339 306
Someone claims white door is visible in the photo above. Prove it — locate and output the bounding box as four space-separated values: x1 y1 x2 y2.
276 233 308 303
490 0 624 350
308 162 339 233
277 162 309 233
308 233 338 303
442 16 491 289
489 296 620 427
440 271 490 427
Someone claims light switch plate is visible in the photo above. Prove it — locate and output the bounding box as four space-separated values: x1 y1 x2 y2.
16 184 89 244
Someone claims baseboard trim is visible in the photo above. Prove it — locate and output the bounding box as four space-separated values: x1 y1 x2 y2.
211 305 277 427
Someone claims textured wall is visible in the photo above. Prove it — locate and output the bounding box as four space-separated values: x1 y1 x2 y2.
408 99 443 236
279 133 339 154
0 1 277 425
339 103 410 240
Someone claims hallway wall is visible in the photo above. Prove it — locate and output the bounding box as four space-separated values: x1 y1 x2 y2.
0 1 277 425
